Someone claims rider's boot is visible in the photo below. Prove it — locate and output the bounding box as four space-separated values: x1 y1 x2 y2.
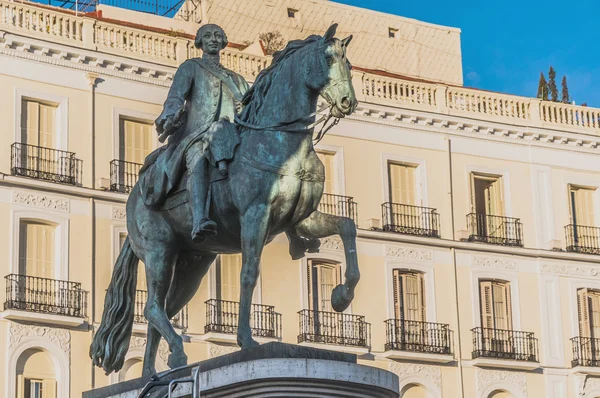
187 172 217 242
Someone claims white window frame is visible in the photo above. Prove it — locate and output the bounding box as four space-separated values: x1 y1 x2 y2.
381 153 428 206
470 269 521 330
299 251 351 313
10 210 69 280
112 107 159 161
568 278 600 339
14 88 69 150
385 261 436 321
466 165 513 217
112 225 128 266
314 143 345 195
564 178 600 228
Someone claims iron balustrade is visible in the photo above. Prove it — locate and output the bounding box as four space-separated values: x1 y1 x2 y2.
467 213 523 246
571 336 600 367
4 274 87 318
110 159 143 194
384 319 453 355
298 309 371 348
318 193 359 226
472 327 539 362
134 290 188 330
565 224 600 255
382 202 440 237
204 299 282 339
11 142 82 186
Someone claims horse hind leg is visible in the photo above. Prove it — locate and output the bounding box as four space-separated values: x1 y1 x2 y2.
142 252 217 376
295 210 359 312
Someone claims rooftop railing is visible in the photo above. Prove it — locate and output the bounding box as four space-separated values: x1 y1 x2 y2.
205 299 282 339
318 193 359 226
4 0 600 137
11 142 83 186
467 213 523 247
565 224 600 255
472 327 539 363
4 274 87 318
382 202 440 237
384 319 453 355
298 309 370 349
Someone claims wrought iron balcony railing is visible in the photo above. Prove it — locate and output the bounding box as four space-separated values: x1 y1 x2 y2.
472 327 539 362
467 213 523 246
11 142 83 186
110 159 143 194
4 274 87 318
384 319 453 355
319 193 359 225
134 290 188 330
565 224 600 255
298 309 371 349
382 202 441 237
205 299 282 339
571 336 600 367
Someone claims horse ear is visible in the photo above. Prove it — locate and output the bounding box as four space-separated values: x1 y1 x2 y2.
341 35 353 48
323 23 338 42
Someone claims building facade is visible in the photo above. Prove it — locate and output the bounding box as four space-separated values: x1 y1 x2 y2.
1 0 600 397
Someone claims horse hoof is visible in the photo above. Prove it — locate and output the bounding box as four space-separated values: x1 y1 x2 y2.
142 365 157 379
167 350 188 369
331 284 353 312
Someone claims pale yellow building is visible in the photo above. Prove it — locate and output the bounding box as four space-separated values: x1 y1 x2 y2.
1 0 600 397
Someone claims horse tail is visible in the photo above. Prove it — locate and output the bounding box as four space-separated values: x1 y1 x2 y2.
90 237 139 374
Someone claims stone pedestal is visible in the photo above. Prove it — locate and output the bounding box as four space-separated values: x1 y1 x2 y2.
83 342 399 397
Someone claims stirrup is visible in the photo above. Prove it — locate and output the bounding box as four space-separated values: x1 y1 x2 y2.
191 219 217 241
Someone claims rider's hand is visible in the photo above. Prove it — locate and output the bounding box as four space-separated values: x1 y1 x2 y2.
162 116 175 136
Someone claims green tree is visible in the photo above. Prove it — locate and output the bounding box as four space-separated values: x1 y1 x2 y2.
548 66 558 102
561 76 570 103
537 72 548 101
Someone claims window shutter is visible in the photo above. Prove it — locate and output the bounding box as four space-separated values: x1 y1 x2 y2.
503 282 513 330
578 288 591 337
307 260 313 310
317 151 335 194
39 103 56 148
590 292 600 339
392 269 402 320
479 280 494 329
121 118 153 164
419 273 426 322
469 173 477 213
44 379 57 398
219 254 242 302
389 163 416 205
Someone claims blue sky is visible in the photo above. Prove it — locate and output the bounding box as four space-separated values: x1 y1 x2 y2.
337 0 600 106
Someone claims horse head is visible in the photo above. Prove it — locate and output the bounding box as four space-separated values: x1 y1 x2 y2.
309 23 357 118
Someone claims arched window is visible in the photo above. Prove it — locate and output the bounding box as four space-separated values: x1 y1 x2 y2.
16 348 56 398
488 390 513 398
119 358 143 382
400 383 427 398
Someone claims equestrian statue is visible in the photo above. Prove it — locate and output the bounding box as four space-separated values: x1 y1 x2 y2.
90 22 359 377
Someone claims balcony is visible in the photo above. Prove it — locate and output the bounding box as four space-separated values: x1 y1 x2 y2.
11 142 82 186
571 336 600 375
382 202 440 237
565 225 600 255
467 213 523 247
381 319 453 363
2 274 87 326
319 193 359 226
203 299 282 343
298 309 371 353
110 159 143 194
471 327 539 370
134 290 188 331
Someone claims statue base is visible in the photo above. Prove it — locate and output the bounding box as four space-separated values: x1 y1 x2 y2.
83 342 399 397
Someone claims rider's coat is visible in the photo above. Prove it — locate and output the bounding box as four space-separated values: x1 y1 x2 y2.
138 58 249 206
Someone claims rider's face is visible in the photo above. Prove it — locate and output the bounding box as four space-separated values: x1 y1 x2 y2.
202 29 224 55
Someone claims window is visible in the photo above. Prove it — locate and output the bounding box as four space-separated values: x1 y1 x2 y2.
19 221 55 279
216 254 242 302
317 151 335 194
392 270 425 322
570 186 596 227
27 379 43 398
307 260 341 312
577 288 600 338
21 98 57 148
119 118 153 164
471 173 504 216
388 28 397 38
287 8 297 18
388 162 417 205
479 280 512 330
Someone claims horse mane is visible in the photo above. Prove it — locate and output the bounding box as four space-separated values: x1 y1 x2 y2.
239 35 323 123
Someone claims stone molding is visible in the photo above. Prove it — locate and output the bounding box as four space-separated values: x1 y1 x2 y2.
9 323 71 359
12 190 69 212
111 206 127 221
471 255 517 271
209 343 240 358
385 245 433 261
541 263 598 278
389 362 442 393
476 369 526 397
320 237 343 251
128 336 169 370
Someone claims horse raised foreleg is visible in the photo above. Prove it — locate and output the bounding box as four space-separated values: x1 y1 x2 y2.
238 205 270 349
295 210 360 312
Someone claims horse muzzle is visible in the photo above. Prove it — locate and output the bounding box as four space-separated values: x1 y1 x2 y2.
332 96 357 118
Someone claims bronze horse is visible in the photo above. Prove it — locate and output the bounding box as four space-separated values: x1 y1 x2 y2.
91 24 359 377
